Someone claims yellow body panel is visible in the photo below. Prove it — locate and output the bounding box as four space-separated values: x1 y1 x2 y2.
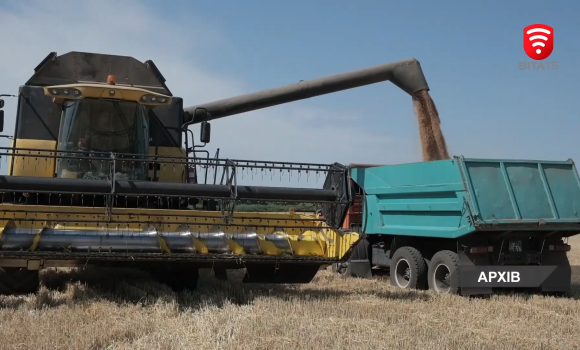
7 142 188 183
148 146 187 183
8 139 57 177
0 204 359 259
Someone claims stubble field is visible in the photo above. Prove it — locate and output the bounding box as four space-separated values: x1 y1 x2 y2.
1 236 579 350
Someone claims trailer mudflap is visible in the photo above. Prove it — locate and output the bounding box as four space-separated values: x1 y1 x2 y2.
458 250 492 296
347 238 373 278
540 250 571 293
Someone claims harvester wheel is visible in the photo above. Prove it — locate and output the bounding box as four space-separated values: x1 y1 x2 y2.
389 246 428 290
149 266 199 292
427 250 460 295
0 267 40 295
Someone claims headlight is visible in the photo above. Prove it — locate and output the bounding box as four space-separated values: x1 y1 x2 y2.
140 94 170 105
49 88 83 98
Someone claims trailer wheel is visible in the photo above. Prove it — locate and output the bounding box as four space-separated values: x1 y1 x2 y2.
428 250 460 295
0 267 40 295
389 246 428 290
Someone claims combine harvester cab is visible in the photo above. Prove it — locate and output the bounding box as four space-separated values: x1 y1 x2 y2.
0 51 361 295
345 157 580 295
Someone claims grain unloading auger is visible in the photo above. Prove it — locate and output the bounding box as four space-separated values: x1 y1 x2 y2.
0 51 431 295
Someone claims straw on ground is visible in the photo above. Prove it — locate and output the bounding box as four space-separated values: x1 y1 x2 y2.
1 236 580 350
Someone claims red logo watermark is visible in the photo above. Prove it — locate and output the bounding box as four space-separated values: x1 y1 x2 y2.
523 24 553 61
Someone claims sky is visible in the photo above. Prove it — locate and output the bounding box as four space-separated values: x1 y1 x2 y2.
0 0 577 187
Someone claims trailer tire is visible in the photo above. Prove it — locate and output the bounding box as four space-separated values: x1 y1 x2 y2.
428 250 460 295
389 246 428 290
0 267 40 295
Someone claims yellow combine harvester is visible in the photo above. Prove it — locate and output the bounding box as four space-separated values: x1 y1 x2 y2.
0 51 431 294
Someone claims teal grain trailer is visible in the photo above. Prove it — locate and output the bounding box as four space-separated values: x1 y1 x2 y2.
339 156 580 296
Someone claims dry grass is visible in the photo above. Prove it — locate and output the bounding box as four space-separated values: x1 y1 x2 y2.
1 238 580 350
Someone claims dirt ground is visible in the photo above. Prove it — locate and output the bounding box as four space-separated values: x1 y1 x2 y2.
1 237 580 350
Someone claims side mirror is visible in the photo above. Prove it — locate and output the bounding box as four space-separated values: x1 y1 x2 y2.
200 121 211 143
0 110 4 133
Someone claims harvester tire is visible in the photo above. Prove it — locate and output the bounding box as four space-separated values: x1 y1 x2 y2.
0 267 40 295
389 246 428 290
427 250 460 295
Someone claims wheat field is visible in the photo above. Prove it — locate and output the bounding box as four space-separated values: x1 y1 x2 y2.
1 237 580 350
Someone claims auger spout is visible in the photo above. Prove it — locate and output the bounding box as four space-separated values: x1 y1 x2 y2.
183 58 429 124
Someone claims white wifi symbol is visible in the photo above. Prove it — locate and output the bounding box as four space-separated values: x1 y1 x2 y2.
527 27 551 54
